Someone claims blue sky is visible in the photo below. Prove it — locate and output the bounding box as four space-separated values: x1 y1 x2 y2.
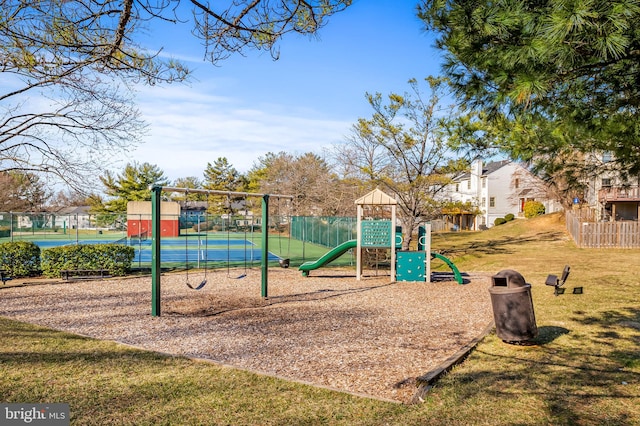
131 0 444 182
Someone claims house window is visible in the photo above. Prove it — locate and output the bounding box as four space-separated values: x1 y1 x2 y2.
481 178 486 188
467 180 471 190
455 183 459 192
514 178 519 189
602 151 613 163
489 197 495 208
602 178 612 187
482 197 486 207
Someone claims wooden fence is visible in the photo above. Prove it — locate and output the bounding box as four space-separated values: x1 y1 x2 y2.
566 210 640 248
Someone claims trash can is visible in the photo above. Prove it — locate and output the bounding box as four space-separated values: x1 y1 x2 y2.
488 269 538 342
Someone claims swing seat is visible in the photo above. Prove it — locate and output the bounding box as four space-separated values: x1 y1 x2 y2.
279 258 290 268
186 279 207 290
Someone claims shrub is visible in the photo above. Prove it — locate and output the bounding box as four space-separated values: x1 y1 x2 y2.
193 221 215 232
0 241 41 277
41 244 135 278
524 201 546 218
494 217 507 226
505 213 515 221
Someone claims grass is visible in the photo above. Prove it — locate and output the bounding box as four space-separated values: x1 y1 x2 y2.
1 212 639 425
0 319 403 425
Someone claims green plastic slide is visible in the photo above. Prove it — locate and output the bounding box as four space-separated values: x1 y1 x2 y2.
299 239 357 276
431 252 464 284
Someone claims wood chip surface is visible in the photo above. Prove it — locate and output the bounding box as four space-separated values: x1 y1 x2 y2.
0 268 493 403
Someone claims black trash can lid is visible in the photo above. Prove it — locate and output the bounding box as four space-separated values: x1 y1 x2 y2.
492 269 527 288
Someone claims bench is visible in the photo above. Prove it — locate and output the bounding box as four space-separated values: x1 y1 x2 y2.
545 265 580 295
0 270 12 284
61 269 111 281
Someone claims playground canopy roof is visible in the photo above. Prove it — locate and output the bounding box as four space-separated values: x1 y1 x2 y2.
355 189 397 206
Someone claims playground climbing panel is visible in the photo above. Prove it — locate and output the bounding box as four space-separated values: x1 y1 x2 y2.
396 251 426 282
360 220 393 247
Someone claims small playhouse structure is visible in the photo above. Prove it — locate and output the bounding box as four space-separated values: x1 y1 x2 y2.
298 188 462 283
355 188 399 280
355 188 462 283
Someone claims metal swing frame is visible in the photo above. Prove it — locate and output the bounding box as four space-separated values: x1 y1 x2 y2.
150 186 293 317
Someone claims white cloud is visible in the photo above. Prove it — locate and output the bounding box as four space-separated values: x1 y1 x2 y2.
130 82 351 182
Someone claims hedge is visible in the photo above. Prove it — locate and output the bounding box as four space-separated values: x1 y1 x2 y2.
0 241 41 277
41 244 135 278
494 217 507 226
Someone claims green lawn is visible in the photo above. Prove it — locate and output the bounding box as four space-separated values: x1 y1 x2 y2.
1 212 638 425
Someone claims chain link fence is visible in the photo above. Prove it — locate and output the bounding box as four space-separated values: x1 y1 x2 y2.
290 216 357 248
0 211 127 242
0 212 361 270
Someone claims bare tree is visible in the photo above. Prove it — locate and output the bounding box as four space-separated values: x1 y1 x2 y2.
1 0 351 189
48 188 91 210
335 77 465 249
0 171 49 211
248 151 355 216
190 0 352 63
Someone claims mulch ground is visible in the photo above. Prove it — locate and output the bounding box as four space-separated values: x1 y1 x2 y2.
0 267 494 403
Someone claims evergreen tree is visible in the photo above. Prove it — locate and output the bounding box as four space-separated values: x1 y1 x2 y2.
92 162 168 213
203 157 247 215
203 158 246 192
419 0 640 194
172 177 206 202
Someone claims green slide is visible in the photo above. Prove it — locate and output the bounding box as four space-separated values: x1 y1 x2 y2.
431 252 464 284
299 239 358 276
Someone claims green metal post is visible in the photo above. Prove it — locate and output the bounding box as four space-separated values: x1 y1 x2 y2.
151 185 162 317
261 194 269 298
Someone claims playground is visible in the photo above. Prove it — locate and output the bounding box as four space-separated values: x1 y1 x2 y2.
0 267 492 403
2 211 638 424
0 189 493 404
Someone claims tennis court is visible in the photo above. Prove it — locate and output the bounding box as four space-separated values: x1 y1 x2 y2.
29 237 282 267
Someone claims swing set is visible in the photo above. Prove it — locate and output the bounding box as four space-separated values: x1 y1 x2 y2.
149 185 293 317
224 193 251 280
182 189 209 290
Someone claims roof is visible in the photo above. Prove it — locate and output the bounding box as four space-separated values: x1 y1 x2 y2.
483 160 511 175
355 188 397 205
453 160 512 181
53 205 91 215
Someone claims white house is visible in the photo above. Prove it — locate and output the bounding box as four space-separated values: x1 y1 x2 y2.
438 158 561 229
51 206 93 230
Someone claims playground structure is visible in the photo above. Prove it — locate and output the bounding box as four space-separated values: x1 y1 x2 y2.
299 188 464 284
149 186 293 317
